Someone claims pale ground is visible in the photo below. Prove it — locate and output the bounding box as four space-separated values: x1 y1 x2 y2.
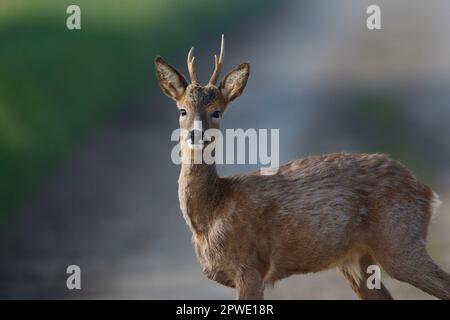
1 0 450 299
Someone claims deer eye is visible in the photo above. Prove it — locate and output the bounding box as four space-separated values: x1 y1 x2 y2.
180 109 187 117
212 110 221 119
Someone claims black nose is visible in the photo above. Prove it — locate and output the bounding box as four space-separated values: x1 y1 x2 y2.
188 129 204 144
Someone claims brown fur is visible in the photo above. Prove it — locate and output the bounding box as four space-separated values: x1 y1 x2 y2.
154 39 450 300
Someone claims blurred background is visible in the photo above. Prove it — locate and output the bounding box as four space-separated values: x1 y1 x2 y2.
1 0 449 299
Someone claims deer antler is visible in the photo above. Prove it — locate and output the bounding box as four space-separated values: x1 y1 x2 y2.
208 34 225 86
187 47 198 84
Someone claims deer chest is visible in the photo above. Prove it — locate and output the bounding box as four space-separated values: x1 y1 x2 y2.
192 221 236 287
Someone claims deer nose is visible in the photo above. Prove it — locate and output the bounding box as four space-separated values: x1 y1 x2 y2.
188 129 204 145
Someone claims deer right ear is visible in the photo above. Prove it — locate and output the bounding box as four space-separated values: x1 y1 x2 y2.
155 56 188 101
219 63 250 103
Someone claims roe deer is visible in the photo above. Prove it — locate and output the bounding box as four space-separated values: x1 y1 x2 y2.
154 35 450 300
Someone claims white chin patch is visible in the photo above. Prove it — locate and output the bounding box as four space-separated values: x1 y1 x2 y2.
187 141 204 150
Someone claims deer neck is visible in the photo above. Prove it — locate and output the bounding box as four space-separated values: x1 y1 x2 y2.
178 160 220 234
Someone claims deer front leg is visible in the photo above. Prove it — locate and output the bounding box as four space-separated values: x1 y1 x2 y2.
235 267 265 300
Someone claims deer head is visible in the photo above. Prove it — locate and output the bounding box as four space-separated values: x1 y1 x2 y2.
155 35 250 155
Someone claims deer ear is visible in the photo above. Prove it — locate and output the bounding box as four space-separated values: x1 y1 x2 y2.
219 63 250 103
155 56 188 101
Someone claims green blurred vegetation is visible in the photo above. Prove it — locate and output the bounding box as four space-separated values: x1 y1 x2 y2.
0 0 272 218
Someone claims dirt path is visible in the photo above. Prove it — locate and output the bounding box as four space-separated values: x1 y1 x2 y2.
1 0 450 299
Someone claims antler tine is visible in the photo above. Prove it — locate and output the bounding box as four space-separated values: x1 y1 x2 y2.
208 34 225 86
187 46 198 84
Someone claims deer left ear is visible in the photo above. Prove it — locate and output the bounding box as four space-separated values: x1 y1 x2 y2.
219 63 250 103
155 56 188 101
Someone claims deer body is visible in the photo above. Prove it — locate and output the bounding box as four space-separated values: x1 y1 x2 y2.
155 36 450 299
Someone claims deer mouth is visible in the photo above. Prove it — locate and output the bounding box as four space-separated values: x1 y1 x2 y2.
187 140 204 150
